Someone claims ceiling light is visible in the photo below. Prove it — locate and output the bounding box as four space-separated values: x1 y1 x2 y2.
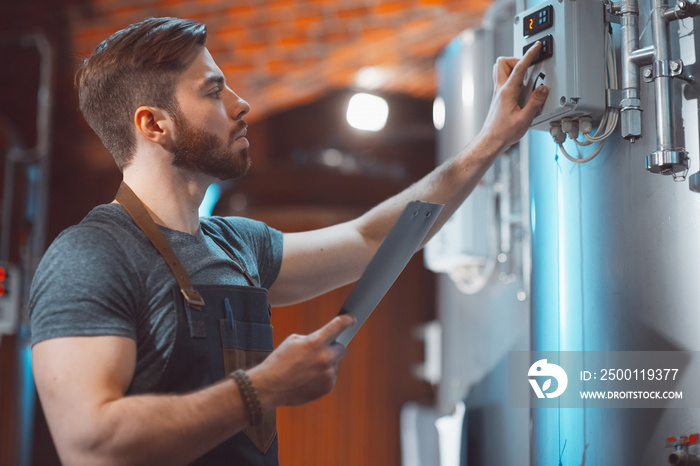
346 93 389 131
433 96 445 131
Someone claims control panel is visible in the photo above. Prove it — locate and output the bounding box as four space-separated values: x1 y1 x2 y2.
523 34 553 65
0 261 20 335
514 0 607 130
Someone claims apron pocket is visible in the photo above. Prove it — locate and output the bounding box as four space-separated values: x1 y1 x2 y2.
220 319 276 454
220 319 273 351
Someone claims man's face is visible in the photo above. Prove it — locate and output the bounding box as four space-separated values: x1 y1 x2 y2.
170 106 251 180
170 47 251 180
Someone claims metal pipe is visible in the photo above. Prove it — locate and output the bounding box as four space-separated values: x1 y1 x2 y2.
668 450 700 465
629 45 655 66
653 0 672 149
662 0 700 21
645 0 689 175
27 33 54 272
18 33 53 466
0 119 20 263
619 0 643 140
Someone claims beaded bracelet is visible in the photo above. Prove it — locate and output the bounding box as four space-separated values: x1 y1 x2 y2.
230 369 262 426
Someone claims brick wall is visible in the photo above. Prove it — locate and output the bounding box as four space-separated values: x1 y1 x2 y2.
11 0 489 120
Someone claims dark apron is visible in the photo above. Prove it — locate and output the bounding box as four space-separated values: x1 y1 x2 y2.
116 183 278 466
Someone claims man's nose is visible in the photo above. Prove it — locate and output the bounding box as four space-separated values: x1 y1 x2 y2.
225 89 250 120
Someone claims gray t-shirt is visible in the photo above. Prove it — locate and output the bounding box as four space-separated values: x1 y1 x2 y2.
29 203 283 393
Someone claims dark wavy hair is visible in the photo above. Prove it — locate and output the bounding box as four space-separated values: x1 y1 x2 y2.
76 17 207 170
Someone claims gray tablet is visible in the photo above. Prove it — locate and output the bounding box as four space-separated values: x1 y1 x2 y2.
336 200 444 346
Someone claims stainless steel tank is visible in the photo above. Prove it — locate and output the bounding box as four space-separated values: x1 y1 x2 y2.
526 1 700 464
433 1 700 464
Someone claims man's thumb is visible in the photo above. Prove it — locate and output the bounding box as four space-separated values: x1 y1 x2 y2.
523 85 549 119
532 84 549 103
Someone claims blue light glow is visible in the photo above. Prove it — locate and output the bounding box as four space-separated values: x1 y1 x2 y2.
17 326 35 466
199 183 222 217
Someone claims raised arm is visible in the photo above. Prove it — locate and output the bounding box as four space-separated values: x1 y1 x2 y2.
267 43 549 307
32 315 353 466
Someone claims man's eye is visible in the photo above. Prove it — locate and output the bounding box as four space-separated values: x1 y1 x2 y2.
211 90 222 99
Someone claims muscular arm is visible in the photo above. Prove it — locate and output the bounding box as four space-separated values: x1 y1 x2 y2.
32 316 353 466
267 44 549 306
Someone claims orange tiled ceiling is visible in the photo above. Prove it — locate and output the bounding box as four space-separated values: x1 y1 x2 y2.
71 0 491 120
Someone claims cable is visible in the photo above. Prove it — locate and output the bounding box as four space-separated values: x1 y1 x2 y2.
584 109 618 142
558 138 607 164
547 18 620 163
558 25 618 161
573 138 594 146
584 28 619 142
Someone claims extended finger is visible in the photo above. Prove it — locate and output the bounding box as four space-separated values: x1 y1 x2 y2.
506 41 542 86
310 314 356 346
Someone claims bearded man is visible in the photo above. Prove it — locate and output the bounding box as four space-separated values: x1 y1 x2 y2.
29 17 547 466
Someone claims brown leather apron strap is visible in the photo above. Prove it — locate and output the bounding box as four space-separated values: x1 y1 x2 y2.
115 182 205 309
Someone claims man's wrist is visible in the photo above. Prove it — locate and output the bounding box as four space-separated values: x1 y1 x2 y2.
246 365 279 411
475 128 510 156
230 369 262 426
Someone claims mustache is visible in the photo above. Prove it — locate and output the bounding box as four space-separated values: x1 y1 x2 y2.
229 120 248 140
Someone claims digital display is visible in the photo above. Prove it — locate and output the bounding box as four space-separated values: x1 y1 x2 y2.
523 35 554 65
523 5 553 37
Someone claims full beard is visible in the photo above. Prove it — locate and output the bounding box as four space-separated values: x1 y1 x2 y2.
170 112 251 181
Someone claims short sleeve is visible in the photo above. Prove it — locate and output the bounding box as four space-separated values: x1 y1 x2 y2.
243 220 283 289
202 217 283 289
29 225 142 346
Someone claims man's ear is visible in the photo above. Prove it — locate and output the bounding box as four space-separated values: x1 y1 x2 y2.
134 106 173 147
